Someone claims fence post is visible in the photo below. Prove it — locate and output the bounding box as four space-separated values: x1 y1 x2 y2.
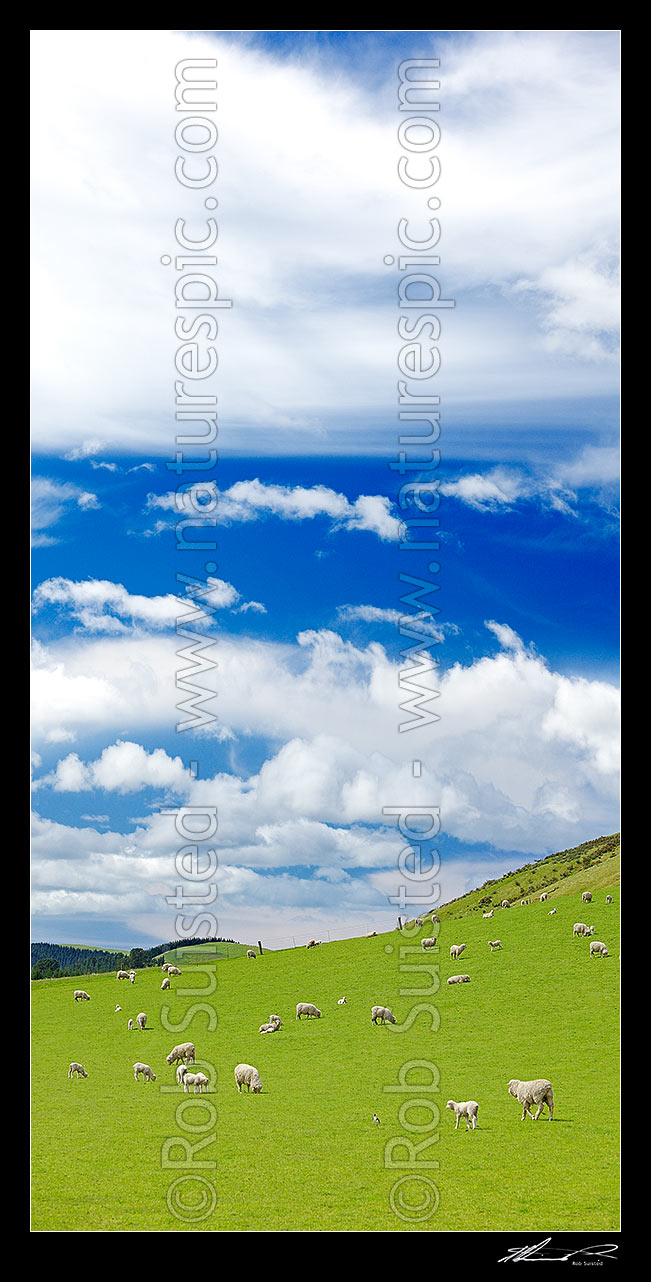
397 916 403 930
258 940 263 955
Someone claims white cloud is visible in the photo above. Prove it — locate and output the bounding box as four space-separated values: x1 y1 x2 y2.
32 575 256 632
31 478 100 546
37 740 191 794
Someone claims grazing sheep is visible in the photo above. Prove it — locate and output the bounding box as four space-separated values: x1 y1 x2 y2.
371 1005 396 1025
447 974 471 984
306 939 317 948
573 922 594 937
234 1063 263 1093
548 908 557 915
582 891 592 903
430 914 440 924
73 990 91 1002
183 1071 209 1094
246 950 257 959
421 936 437 951
296 1002 321 1019
167 966 181 975
128 1019 134 1030
450 943 466 960
115 1004 121 1012
373 1113 380 1126
446 1099 479 1130
136 1012 147 1031
606 895 613 904
161 963 171 972
501 900 510 909
365 932 377 938
508 1078 554 1121
161 976 171 990
129 974 135 984
540 893 548 902
589 940 609 958
116 970 130 980
337 997 347 1005
414 918 423 927
133 1062 156 1083
68 1062 87 1079
488 940 502 951
166 1042 196 1067
482 911 494 919
520 899 530 906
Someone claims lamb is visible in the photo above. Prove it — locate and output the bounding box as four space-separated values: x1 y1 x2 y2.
582 891 592 903
421 936 437 950
306 939 317 948
269 1014 283 1028
129 974 135 984
296 1002 321 1019
176 1063 189 1086
161 963 171 972
115 1004 121 1012
337 997 347 1004
259 1020 280 1034
234 1063 263 1093
447 974 470 984
488 940 502 951
116 970 130 980
540 893 548 902
501 900 510 908
482 910 494 918
73 990 90 1002
136 1012 147 1031
246 950 257 959
167 966 181 975
161 977 171 990
68 1062 87 1078
183 1071 209 1094
606 895 613 904
520 899 530 906
371 1005 396 1025
507 1078 554 1121
365 932 377 938
166 1042 196 1067
548 908 557 915
589 940 609 958
573 922 594 937
414 918 423 927
450 943 466 960
133 1062 157 1082
446 1099 479 1130
128 1019 134 1030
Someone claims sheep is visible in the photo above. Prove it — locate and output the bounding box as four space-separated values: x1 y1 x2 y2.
234 1063 263 1093
520 899 530 906
540 893 548 902
167 966 182 975
582 891 592 903
176 1063 189 1086
365 932 377 938
507 1078 554 1121
482 910 494 919
246 950 257 959
606 895 613 904
548 908 557 915
306 939 317 948
161 977 171 990
337 997 347 1004
115 1004 121 1012
450 943 466 960
133 1062 157 1083
501 900 510 908
414 918 423 927
488 940 502 951
446 1099 479 1130
296 1002 321 1019
129 974 135 984
73 990 91 1002
136 1012 147 1031
183 1071 209 1094
128 1019 134 1030
421 936 437 951
371 1005 396 1025
447 974 471 984
269 1014 282 1028
573 922 594 937
116 970 130 980
259 1021 279 1034
161 963 171 972
589 940 609 958
166 1042 196 1067
430 914 440 924
68 1062 87 1079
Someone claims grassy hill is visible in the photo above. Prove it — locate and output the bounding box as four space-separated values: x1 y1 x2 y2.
31 867 619 1231
157 940 252 965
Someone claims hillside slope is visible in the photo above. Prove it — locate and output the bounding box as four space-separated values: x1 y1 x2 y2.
31 881 619 1232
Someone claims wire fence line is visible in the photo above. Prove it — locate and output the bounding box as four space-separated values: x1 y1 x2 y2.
253 921 401 952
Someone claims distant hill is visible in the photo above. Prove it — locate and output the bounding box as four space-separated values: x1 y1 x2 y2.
31 935 250 979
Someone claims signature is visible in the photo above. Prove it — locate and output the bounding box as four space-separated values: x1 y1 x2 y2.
498 1237 618 1263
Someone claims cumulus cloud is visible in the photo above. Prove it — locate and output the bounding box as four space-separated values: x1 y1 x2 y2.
441 446 620 515
35 740 192 794
32 575 260 632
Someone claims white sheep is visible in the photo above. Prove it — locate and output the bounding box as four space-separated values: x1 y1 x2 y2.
166 1042 196 1066
133 1062 157 1083
176 1063 189 1086
161 963 171 972
501 900 510 908
450 943 466 960
161 977 171 990
488 940 502 951
234 1063 263 1093
259 1020 280 1034
73 990 91 1002
573 922 594 937
116 970 130 980
337 997 347 1005
540 893 548 902
183 1071 209 1094
482 910 494 919
606 895 613 904
129 974 135 984
446 1099 479 1130
548 908 557 915
520 899 530 906
269 1014 283 1028
296 1002 321 1019
136 1012 147 1031
447 974 471 984
167 966 182 975
127 1019 134 1030
430 914 440 924
582 891 592 903
421 936 437 951
589 940 609 958
306 939 317 949
68 1062 87 1078
115 1004 121 1012
246 950 257 959
371 1005 396 1025
507 1078 554 1120
365 932 377 938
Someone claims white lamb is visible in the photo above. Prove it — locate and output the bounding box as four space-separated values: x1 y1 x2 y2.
447 974 470 984
306 939 317 949
73 990 90 1002
501 900 510 908
508 1078 554 1120
161 977 171 990
548 908 557 915
176 1063 189 1086
540 893 548 902
573 922 594 937
371 1005 396 1025
234 1063 263 1093
259 1020 279 1034
129 974 135 984
582 891 592 903
421 936 437 951
446 1099 479 1130
337 997 347 1004
183 1071 209 1094
589 940 609 958
246 950 256 959
488 940 502 951
115 1004 121 1012
450 943 466 960
296 1002 321 1019
166 1042 196 1067
133 1062 156 1083
68 1062 88 1078
606 895 613 904
116 970 130 980
136 1012 147 1030
482 911 494 919
127 1019 134 1030
269 1014 282 1028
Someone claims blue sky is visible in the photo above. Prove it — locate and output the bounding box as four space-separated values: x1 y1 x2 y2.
31 29 620 949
